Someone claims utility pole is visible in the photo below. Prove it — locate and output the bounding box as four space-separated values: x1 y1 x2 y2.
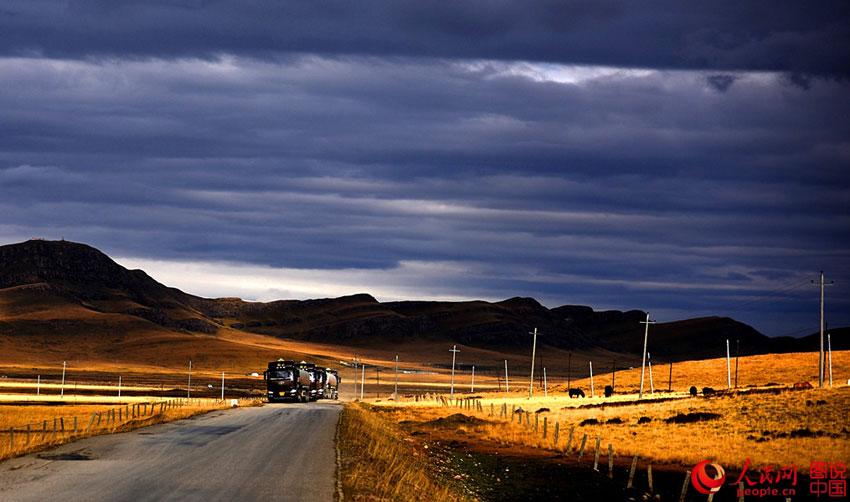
538 353 544 387
60 361 66 398
543 367 548 397
504 359 509 393
449 345 460 398
589 361 595 397
647 353 654 394
828 332 834 388
221 372 225 401
187 360 192 399
360 363 365 401
667 361 673 392
118 375 122 398
528 328 538 399
352 356 359 401
639 313 655 398
394 354 399 400
734 339 740 388
725 339 732 390
470 365 475 393
611 358 616 391
812 271 833 388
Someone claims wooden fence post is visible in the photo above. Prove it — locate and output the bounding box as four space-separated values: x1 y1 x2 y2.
52 418 57 439
607 444 614 478
543 417 548 439
647 464 654 493
534 413 539 432
627 455 638 489
26 424 31 445
60 417 65 434
490 403 494 416
577 433 587 461
593 436 601 471
553 422 560 448
566 425 575 452
87 412 96 432
679 469 690 502
74 416 78 435
42 420 47 440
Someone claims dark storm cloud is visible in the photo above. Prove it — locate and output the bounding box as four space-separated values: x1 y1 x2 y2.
706 74 738 92
1 54 848 337
0 1 848 76
1 2 849 336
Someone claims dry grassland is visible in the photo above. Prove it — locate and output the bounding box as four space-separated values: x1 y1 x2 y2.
0 398 259 461
369 351 850 473
338 403 468 501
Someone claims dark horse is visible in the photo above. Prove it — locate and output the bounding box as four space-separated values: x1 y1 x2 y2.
568 388 585 398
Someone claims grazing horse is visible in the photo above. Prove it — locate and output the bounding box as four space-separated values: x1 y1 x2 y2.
702 387 716 396
793 381 814 390
604 385 614 398
689 386 698 397
568 388 585 398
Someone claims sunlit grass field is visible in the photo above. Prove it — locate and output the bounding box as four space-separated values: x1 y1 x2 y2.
369 351 850 472
0 398 259 461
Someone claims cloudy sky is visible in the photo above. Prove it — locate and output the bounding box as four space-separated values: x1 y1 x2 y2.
1 1 848 336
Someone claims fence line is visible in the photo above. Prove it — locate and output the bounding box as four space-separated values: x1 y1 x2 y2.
433 394 695 500
0 397 256 460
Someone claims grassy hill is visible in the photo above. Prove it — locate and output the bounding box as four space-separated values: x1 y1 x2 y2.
0 239 838 375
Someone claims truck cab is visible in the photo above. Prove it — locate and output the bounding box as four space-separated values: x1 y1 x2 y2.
264 359 310 402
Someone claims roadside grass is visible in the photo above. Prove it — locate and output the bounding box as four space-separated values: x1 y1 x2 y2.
338 402 468 502
0 397 261 461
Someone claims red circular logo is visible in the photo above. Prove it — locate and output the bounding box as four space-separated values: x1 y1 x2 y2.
692 460 726 495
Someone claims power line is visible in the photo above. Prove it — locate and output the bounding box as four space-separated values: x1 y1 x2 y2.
712 279 810 314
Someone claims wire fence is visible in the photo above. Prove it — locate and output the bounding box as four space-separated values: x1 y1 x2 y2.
423 394 731 502
0 397 259 461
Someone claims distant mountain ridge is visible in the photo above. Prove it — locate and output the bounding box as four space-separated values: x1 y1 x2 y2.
0 239 842 360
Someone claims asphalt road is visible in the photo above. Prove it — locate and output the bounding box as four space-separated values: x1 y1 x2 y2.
0 402 342 502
